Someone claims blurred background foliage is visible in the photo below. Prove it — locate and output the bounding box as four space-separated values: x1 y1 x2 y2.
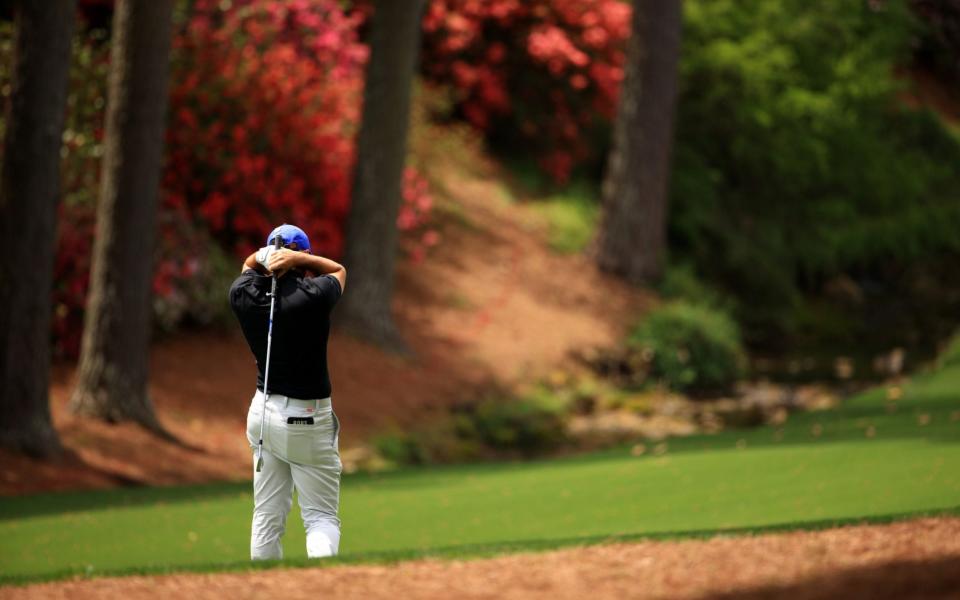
420 0 960 366
419 0 631 182
670 0 960 360
0 0 958 369
374 394 570 465
627 301 746 395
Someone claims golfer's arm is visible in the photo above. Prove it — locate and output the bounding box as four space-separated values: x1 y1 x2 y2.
298 254 347 291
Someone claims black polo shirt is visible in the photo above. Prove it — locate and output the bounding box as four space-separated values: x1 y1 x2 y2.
229 269 341 399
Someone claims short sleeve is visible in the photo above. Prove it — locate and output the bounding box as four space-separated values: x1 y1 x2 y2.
303 274 342 308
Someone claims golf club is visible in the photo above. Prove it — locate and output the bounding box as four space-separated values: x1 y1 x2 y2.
255 234 283 473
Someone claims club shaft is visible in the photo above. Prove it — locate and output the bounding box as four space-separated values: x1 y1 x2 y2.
255 275 279 471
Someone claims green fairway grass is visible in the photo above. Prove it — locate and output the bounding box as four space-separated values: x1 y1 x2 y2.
2 364 958 583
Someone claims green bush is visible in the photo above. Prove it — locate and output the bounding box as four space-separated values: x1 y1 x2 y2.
658 263 731 311
371 432 422 465
532 182 600 255
465 397 568 456
628 302 745 394
372 395 568 466
373 421 484 466
939 331 960 369
672 0 960 347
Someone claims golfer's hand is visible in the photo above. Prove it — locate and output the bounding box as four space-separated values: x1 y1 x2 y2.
267 248 301 277
255 246 276 271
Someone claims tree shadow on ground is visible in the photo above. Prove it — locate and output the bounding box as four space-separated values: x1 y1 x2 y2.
699 555 960 600
0 479 249 521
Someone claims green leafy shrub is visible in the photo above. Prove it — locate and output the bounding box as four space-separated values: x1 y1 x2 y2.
373 420 484 465
628 302 745 394
371 432 420 465
671 0 960 348
373 395 568 466
464 397 568 455
939 331 960 369
658 263 731 311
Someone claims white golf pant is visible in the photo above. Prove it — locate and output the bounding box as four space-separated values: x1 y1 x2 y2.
246 390 342 560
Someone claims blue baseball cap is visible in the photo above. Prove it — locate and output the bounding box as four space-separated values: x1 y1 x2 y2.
267 224 311 251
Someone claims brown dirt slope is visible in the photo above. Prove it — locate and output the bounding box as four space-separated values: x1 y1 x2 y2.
8 518 960 599
2 152 650 495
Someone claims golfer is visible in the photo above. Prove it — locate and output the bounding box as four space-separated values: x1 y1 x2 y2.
229 224 346 560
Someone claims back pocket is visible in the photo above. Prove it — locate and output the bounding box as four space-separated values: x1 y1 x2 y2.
275 404 327 464
283 421 317 464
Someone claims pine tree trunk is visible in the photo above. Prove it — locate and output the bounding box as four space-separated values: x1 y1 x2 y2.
70 0 174 432
339 0 425 351
597 0 684 284
0 1 76 458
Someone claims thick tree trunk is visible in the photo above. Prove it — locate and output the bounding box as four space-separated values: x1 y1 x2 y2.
0 1 76 458
70 0 174 432
597 0 684 284
339 0 425 351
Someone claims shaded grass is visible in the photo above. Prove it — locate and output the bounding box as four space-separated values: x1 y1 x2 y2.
530 183 599 254
1 365 958 584
500 157 600 254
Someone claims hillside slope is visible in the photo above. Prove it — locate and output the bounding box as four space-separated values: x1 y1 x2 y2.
2 147 650 495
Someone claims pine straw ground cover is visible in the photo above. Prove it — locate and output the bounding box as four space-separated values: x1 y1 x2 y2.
1 362 958 586
6 517 960 599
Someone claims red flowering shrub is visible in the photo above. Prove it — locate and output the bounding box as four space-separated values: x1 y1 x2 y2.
167 0 436 261
165 0 368 259
31 2 440 357
398 167 440 263
42 24 239 357
420 0 631 182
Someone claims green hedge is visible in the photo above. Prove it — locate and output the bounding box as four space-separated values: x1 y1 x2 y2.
671 0 960 346
374 395 568 465
940 331 960 369
628 301 745 394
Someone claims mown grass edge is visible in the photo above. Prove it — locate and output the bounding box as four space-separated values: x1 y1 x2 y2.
5 504 959 588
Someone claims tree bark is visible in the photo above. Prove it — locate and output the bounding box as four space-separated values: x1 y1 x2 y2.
597 0 684 284
0 1 76 458
338 0 426 351
70 0 174 432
